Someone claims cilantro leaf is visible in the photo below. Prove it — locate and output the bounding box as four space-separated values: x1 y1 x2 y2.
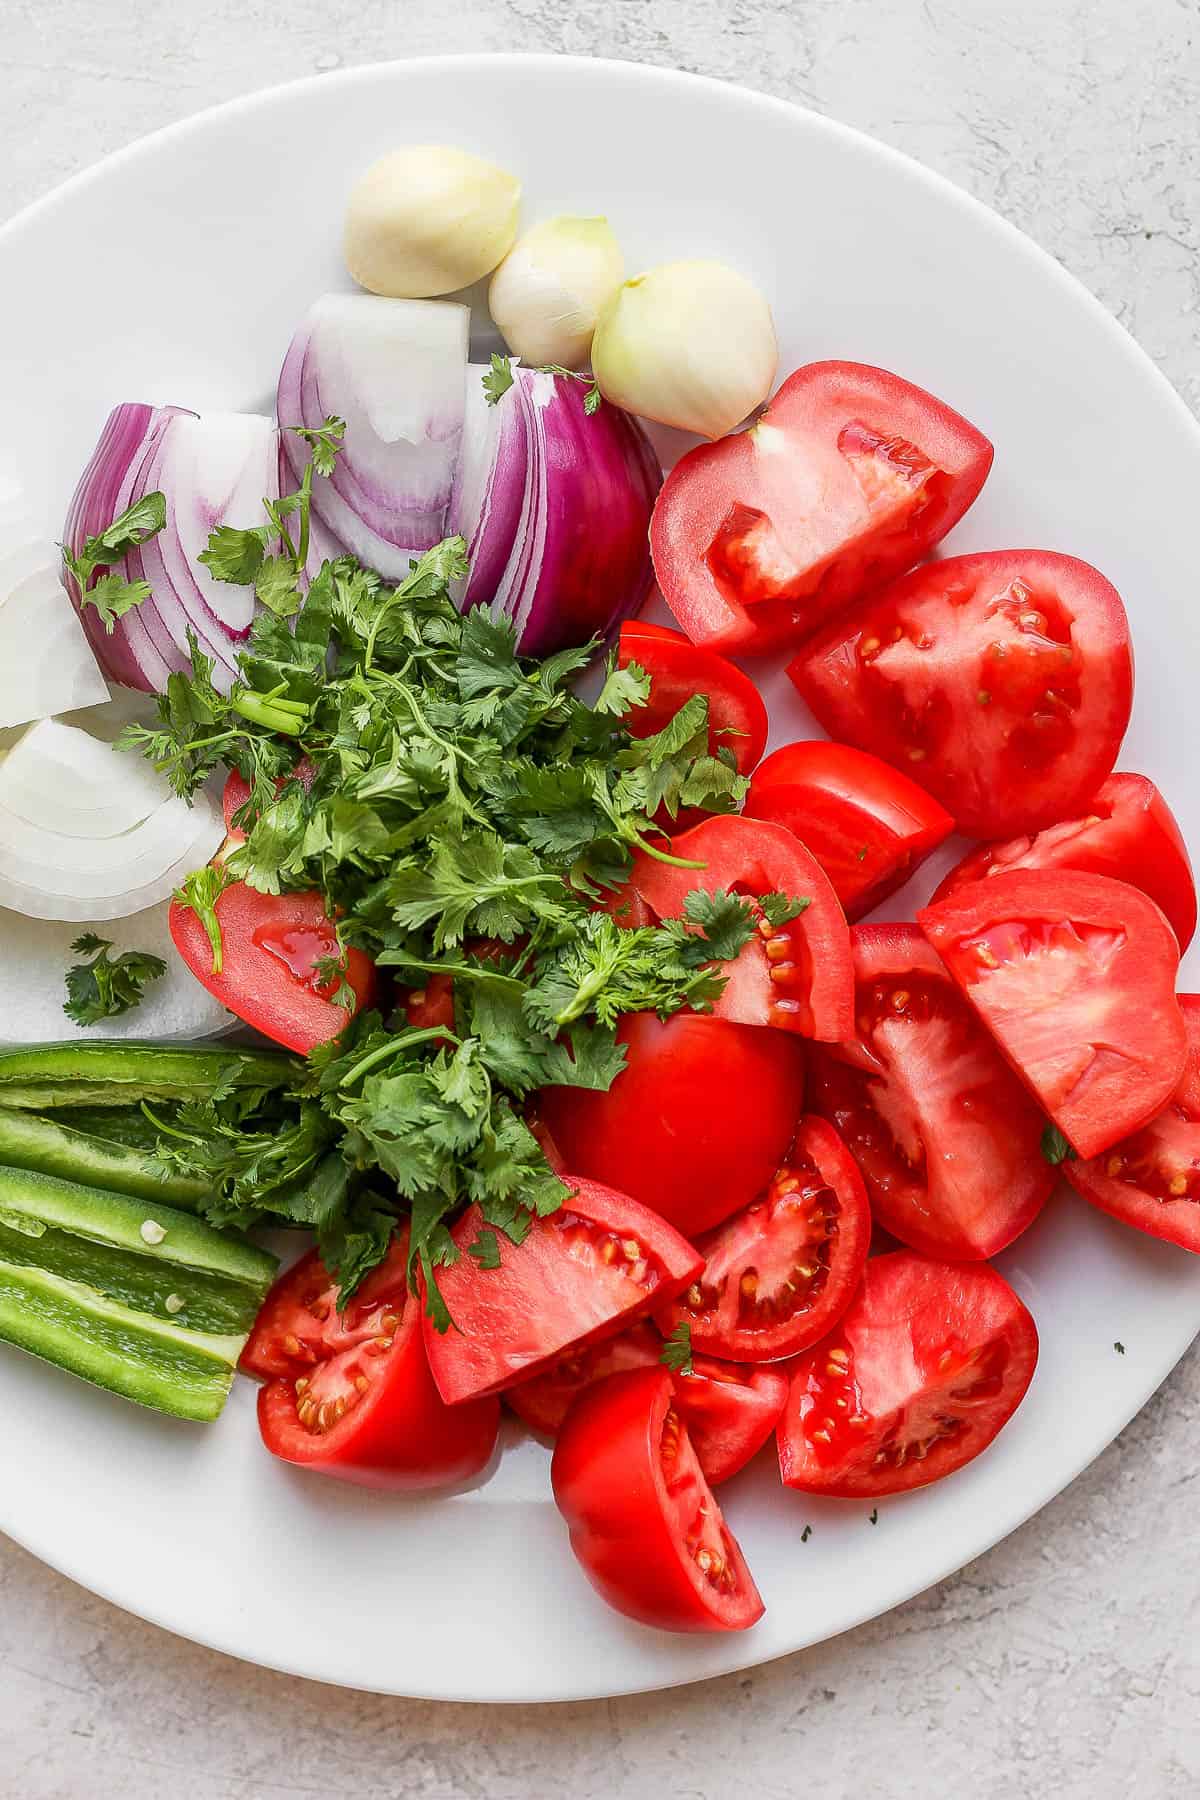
594 655 651 718
198 524 270 585
63 937 167 1027
660 1320 694 1376
482 353 515 406
78 572 152 632
1041 1123 1077 1165
758 891 813 928
468 1228 503 1269
289 414 346 478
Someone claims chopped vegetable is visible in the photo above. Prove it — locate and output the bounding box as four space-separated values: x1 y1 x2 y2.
0 1105 211 1210
0 1041 295 1110
63 933 166 1027
0 546 109 730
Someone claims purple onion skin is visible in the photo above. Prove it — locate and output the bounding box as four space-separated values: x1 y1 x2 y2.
513 376 663 658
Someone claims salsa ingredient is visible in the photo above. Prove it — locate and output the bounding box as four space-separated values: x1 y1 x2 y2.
810 924 1054 1259
745 739 955 920
777 1250 1038 1496
617 620 769 780
422 1176 703 1404
0 1163 276 1420
0 1104 210 1211
652 361 992 657
592 259 777 440
343 145 521 298
63 933 166 1027
0 546 108 729
1064 994 1200 1253
657 1116 871 1362
552 1366 765 1631
244 1234 499 1488
0 1040 294 1110
931 771 1196 952
538 1010 807 1238
919 871 1187 1159
489 215 624 368
790 549 1133 838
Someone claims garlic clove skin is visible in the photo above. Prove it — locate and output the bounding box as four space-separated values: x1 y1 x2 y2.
592 259 778 440
344 145 521 299
489 216 624 369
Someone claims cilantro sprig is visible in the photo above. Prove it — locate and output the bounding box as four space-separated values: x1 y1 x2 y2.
483 353 602 415
61 492 167 631
63 935 167 1027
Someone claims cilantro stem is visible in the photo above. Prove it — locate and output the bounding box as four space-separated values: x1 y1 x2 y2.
628 834 708 870
336 1027 460 1090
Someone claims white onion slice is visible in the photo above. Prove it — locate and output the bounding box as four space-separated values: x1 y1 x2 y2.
0 558 110 732
277 294 470 579
0 720 223 921
0 902 235 1043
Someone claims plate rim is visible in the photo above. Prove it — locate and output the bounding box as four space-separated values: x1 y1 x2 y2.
2 50 1199 1703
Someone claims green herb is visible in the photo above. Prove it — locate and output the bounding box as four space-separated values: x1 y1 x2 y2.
63 935 167 1027
482 353 601 414
61 492 167 631
800 1524 812 1544
1041 1123 1077 1165
660 1320 693 1376
758 892 812 928
127 433 769 1313
173 865 237 974
1114 1340 1126 1355
868 1507 878 1525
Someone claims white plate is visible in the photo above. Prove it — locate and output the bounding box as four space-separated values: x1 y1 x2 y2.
2 54 1199 1704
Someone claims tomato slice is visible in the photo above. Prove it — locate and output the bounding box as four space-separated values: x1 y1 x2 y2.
919 871 1187 1161
538 1011 807 1238
657 1116 870 1361
552 1367 765 1631
630 815 854 1040
788 550 1134 839
169 880 375 1055
809 925 1054 1259
243 1237 499 1490
745 740 954 920
506 1320 788 1486
1063 994 1200 1252
422 1176 703 1405
778 1251 1038 1497
931 772 1196 952
618 621 769 777
650 362 993 657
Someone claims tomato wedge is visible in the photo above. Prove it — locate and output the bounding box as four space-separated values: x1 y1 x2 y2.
243 1237 499 1490
538 1010 807 1238
169 880 375 1055
422 1176 703 1405
745 740 954 920
630 815 854 1040
931 772 1196 952
1064 994 1200 1253
657 1116 870 1362
789 550 1134 840
618 620 769 777
809 925 1053 1259
553 1367 765 1631
777 1251 1039 1497
919 871 1187 1161
507 1320 788 1486
651 361 993 657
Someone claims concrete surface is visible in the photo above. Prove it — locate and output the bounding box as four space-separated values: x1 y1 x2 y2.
2 1 1200 1794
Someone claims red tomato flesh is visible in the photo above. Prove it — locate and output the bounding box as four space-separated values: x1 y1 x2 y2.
618 620 769 777
169 880 375 1055
931 771 1196 952
651 361 993 657
657 1116 871 1362
920 870 1187 1160
553 1366 765 1631
630 815 855 1040
1065 994 1200 1253
423 1176 703 1405
788 550 1134 839
506 1320 788 1486
243 1237 499 1490
537 1010 807 1238
809 925 1054 1260
777 1251 1039 1498
745 739 954 920
221 760 316 832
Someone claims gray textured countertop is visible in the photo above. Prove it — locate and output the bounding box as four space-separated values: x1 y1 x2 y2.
3 3 1199 1794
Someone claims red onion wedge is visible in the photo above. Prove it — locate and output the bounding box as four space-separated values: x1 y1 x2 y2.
63 405 280 694
278 293 471 581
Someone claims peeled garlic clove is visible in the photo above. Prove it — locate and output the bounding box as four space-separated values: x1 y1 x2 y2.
344 145 521 299
489 216 624 369
592 259 778 440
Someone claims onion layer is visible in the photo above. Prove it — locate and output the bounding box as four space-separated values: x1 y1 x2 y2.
0 551 109 730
